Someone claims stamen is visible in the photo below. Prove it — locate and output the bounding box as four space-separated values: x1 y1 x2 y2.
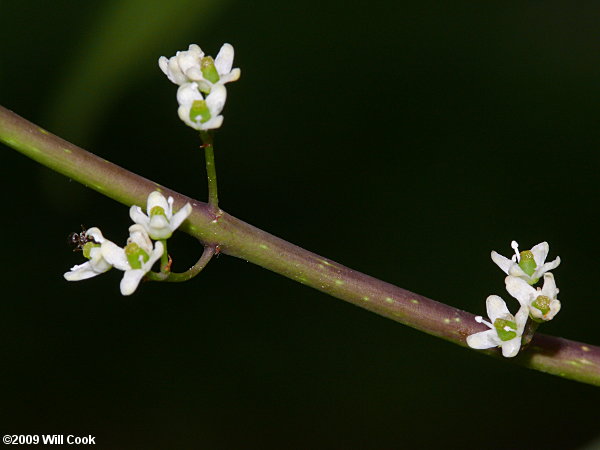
511 240 520 262
475 316 493 328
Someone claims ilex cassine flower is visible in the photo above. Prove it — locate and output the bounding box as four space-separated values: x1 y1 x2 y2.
117 225 164 296
130 191 192 240
64 226 164 296
505 273 561 322
466 295 529 358
175 82 227 131
159 43 240 93
491 240 560 285
64 227 123 281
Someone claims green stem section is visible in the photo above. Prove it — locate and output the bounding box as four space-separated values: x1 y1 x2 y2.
147 245 215 282
159 239 169 272
522 318 541 348
2 105 600 387
200 130 218 214
165 245 215 282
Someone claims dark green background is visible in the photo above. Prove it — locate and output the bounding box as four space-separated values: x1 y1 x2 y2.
1 1 599 448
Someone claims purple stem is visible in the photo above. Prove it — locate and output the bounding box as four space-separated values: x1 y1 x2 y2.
1 105 599 386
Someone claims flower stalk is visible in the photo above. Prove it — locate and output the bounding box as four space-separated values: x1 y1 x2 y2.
2 104 600 386
200 130 219 214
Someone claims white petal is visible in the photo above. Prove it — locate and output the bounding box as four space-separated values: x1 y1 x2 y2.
467 330 500 350
169 203 192 232
177 82 203 106
530 242 550 266
548 300 561 319
147 191 170 214
148 215 172 239
540 272 558 299
507 263 528 279
64 261 103 281
505 276 535 307
177 105 198 129
158 56 169 76
144 241 164 271
129 205 150 227
185 66 204 82
128 224 153 253
120 269 146 296
491 251 512 275
514 304 529 331
201 115 223 130
196 80 212 94
187 44 203 56
500 338 521 358
486 295 510 322
86 227 105 244
64 246 112 280
533 257 561 280
101 241 129 271
529 307 544 320
206 84 227 115
166 57 187 85
177 51 201 74
220 68 241 84
214 43 235 75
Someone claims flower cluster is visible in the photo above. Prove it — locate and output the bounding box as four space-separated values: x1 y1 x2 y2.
159 43 240 131
466 241 561 358
64 191 192 295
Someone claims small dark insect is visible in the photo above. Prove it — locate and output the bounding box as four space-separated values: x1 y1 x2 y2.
68 225 96 252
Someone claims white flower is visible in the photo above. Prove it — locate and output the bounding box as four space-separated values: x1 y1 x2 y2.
130 191 192 240
505 273 561 321
159 44 204 85
64 226 164 296
116 224 164 296
491 240 560 285
64 227 123 281
466 295 529 358
175 82 227 130
159 43 240 93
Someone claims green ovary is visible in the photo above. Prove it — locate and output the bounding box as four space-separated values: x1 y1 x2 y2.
201 56 220 83
125 243 149 269
518 250 537 277
83 242 99 259
494 318 517 341
150 205 167 218
189 100 211 124
532 295 551 315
